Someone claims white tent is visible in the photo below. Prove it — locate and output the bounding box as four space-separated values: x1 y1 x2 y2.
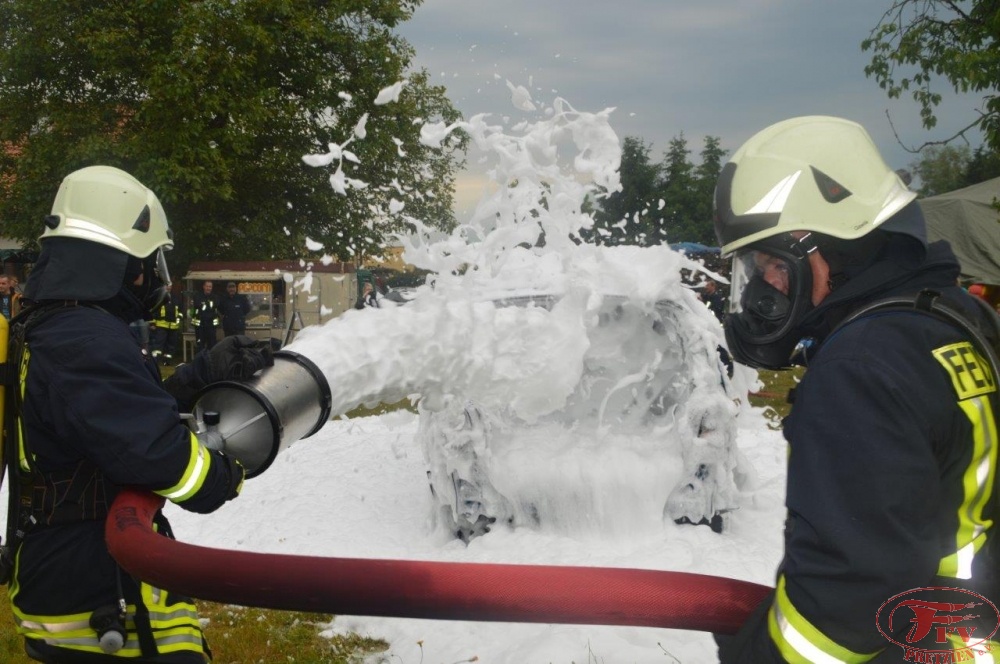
920 176 1000 285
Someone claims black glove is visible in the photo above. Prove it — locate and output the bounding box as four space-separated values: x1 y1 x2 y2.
219 452 246 500
714 589 776 663
206 335 275 383
163 336 274 412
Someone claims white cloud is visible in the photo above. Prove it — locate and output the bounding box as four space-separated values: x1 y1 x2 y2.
398 0 985 180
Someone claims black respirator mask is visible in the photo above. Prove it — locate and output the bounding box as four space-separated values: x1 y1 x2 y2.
723 234 817 370
126 248 171 312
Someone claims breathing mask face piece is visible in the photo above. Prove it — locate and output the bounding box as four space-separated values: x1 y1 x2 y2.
724 240 814 369
731 252 794 336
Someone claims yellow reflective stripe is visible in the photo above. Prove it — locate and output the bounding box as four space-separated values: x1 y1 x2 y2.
13 609 91 633
141 579 200 629
148 609 200 629
768 576 880 664
12 606 137 656
17 345 31 471
16 414 27 472
138 577 205 645
155 432 211 502
13 605 203 657
938 394 997 579
153 319 181 330
146 627 205 654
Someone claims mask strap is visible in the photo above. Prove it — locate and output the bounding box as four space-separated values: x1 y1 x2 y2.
793 232 820 255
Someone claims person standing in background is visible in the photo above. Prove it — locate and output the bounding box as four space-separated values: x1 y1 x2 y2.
0 274 13 320
354 281 379 309
150 293 183 366
10 276 23 316
191 280 220 351
701 278 726 322
219 281 252 337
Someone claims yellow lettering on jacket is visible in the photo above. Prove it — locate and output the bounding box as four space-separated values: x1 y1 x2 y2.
933 342 997 400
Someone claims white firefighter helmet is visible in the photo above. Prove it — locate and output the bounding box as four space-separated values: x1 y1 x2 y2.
24 166 172 307
42 165 173 258
713 116 923 369
714 115 918 256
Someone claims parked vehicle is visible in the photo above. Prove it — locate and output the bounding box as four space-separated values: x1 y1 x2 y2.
418 292 747 541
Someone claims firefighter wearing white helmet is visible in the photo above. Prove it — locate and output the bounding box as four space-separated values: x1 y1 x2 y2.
30 165 174 310
714 116 926 370
7 166 272 663
714 118 999 662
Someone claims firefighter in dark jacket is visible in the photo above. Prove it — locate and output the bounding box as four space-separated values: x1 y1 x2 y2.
6 165 273 663
150 293 183 365
218 282 251 337
714 117 999 663
190 281 220 351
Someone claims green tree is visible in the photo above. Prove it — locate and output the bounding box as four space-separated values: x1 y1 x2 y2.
651 134 723 247
692 135 726 243
588 133 724 247
862 1 1000 149
909 143 1000 196
589 136 661 246
656 135 692 243
964 145 1000 185
0 0 465 274
910 144 972 196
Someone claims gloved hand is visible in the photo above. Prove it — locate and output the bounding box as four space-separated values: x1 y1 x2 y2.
163 336 275 413
713 589 776 662
206 335 275 383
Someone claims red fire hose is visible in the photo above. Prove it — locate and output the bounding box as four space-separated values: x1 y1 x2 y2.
106 487 771 634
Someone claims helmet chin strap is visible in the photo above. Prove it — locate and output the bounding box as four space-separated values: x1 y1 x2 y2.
788 232 835 307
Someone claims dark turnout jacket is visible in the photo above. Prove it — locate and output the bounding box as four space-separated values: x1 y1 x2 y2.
8 301 242 662
219 292 251 336
721 240 1000 663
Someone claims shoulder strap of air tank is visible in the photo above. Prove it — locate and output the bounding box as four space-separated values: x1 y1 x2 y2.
2 302 42 478
3 303 72 472
837 288 1000 381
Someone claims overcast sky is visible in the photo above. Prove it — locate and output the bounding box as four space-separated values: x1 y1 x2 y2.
396 0 987 214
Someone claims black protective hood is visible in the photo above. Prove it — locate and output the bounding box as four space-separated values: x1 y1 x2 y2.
23 237 130 303
797 237 961 348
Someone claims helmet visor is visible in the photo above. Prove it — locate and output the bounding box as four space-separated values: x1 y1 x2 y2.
154 247 172 291
136 247 172 312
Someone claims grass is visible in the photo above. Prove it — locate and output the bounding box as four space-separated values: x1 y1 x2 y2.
195 604 387 664
0 366 799 660
747 366 805 425
0 587 387 663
